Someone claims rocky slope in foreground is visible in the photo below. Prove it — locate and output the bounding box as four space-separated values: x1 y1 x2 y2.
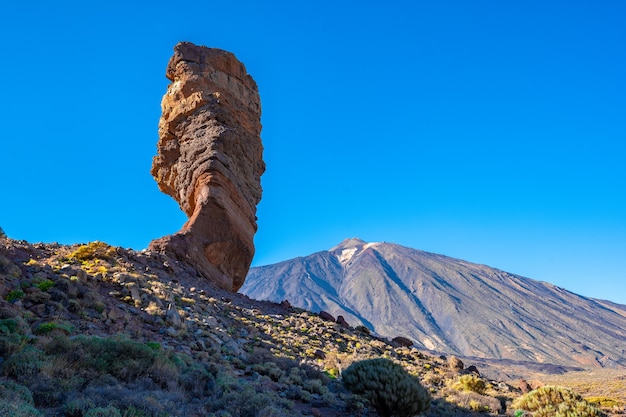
0 237 533 417
242 238 626 369
1 237 624 416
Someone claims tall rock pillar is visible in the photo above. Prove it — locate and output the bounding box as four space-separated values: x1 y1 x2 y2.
149 42 265 292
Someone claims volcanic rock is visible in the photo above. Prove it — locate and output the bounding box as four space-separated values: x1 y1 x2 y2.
149 42 265 292
336 315 350 328
392 336 414 348
319 311 335 322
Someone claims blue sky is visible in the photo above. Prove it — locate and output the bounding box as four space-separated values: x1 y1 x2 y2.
1 1 625 304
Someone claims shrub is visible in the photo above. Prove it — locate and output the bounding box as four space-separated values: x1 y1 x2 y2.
216 384 292 417
0 399 42 417
1 345 44 379
0 226 6 238
452 374 487 394
512 386 606 417
179 364 215 398
69 242 117 262
445 390 502 413
325 368 340 379
0 319 30 357
342 357 430 417
0 380 35 405
0 380 41 416
555 400 610 417
585 396 621 408
44 336 162 382
35 322 73 335
0 318 23 334
35 280 55 292
5 290 25 303
0 255 21 277
63 398 96 417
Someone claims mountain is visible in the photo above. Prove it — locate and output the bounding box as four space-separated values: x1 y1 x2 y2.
241 238 626 369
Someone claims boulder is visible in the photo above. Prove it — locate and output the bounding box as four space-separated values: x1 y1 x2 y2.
517 379 531 394
462 365 480 376
149 42 265 291
336 315 350 328
319 311 335 322
392 336 414 347
447 355 464 370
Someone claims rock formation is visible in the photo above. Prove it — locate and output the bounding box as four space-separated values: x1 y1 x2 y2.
150 42 265 292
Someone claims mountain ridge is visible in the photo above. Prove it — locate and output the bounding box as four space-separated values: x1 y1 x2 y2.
242 238 626 369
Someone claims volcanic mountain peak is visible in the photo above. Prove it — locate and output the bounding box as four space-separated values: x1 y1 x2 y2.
242 239 626 370
330 237 368 251
330 237 380 267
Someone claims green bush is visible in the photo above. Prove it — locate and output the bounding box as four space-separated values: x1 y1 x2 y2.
0 399 42 417
0 226 6 238
35 280 54 292
63 398 96 417
0 379 36 405
0 318 21 334
342 358 430 417
512 386 606 417
5 290 25 303
44 336 162 382
0 380 41 416
69 242 116 261
1 345 44 379
35 322 73 335
452 374 487 394
216 384 292 417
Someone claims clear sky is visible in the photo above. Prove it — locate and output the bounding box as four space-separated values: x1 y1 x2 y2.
2 1 625 304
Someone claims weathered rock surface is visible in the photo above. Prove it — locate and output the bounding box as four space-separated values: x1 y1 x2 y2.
150 42 265 291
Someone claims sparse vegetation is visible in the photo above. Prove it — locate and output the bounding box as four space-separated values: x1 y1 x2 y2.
1 238 619 416
6 289 25 302
512 386 607 417
69 241 117 262
35 321 73 335
452 374 488 395
35 279 55 292
0 254 22 278
0 379 41 416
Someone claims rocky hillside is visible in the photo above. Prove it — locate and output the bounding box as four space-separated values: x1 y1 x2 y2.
242 238 626 369
3 237 623 416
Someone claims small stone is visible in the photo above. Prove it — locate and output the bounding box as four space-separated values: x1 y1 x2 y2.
166 303 182 328
129 286 141 305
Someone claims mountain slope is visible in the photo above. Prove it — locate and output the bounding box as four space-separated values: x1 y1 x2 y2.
242 238 626 368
